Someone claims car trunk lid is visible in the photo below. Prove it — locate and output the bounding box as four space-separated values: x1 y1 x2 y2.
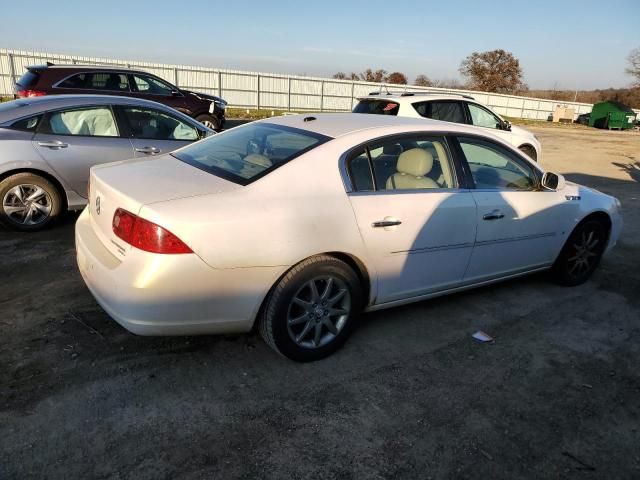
88 154 240 258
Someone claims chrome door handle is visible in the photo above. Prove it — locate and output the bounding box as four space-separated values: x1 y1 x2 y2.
38 141 68 148
483 210 505 220
372 219 402 228
135 146 161 155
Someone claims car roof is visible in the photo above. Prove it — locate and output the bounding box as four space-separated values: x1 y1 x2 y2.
32 64 148 74
357 93 476 103
0 95 191 124
257 112 489 138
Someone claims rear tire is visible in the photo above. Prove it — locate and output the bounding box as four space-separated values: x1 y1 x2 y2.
196 114 220 132
259 255 363 362
0 173 62 231
551 219 608 286
519 145 537 162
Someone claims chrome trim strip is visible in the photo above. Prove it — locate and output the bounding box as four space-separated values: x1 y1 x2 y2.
391 242 473 255
475 232 556 246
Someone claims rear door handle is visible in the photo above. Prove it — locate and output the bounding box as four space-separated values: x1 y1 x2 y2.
483 210 505 220
135 146 161 155
372 219 402 228
38 141 68 149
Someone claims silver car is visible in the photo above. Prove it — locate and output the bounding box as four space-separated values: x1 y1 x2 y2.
0 95 213 231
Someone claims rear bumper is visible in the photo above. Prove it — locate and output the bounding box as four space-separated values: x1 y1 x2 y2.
75 208 280 336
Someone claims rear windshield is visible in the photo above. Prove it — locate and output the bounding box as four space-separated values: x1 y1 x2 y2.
173 123 330 185
16 70 40 88
353 100 399 116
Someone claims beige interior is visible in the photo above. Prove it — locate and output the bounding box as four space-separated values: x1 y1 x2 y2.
386 148 439 190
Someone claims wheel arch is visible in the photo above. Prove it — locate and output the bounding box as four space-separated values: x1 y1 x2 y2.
0 168 68 210
250 251 373 331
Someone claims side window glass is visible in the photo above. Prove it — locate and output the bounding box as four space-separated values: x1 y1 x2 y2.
459 137 535 190
132 75 174 95
468 103 501 129
348 149 374 192
428 102 465 123
412 102 429 118
122 107 198 141
58 73 89 89
10 115 42 132
347 137 456 192
87 73 129 92
43 107 118 137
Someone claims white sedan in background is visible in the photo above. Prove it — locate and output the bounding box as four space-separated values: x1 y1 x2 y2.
76 114 622 361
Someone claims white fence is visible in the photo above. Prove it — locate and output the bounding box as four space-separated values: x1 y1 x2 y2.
0 48 596 120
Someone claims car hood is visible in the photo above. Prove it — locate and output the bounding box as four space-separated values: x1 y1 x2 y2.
510 125 536 140
183 90 226 105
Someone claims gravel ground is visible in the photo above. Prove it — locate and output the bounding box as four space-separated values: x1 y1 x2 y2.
1 124 639 479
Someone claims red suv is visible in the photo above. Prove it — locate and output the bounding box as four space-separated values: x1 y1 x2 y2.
15 63 226 130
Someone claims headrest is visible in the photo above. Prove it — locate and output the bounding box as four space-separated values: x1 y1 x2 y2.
244 154 272 168
397 148 433 177
382 143 402 155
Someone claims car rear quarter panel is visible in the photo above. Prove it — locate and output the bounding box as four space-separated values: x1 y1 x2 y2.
139 140 370 272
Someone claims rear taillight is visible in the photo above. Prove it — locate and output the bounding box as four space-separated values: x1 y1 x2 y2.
16 89 46 98
112 208 192 254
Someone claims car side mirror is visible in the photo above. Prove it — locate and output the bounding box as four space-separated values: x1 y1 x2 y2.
541 171 566 191
170 89 181 97
501 120 512 131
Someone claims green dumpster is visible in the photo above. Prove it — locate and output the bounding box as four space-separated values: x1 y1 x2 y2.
589 101 637 130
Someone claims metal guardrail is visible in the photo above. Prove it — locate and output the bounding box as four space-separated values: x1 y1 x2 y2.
0 48 600 120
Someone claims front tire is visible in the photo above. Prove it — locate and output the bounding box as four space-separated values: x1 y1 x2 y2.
0 173 62 231
551 219 608 286
195 113 220 132
259 255 363 362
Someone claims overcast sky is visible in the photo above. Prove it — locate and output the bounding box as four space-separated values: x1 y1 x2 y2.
1 0 638 90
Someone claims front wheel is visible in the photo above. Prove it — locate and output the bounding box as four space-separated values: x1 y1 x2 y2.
551 219 608 286
259 255 363 362
0 173 62 231
195 114 220 132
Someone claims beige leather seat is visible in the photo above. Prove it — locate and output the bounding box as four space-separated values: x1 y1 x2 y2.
386 148 439 190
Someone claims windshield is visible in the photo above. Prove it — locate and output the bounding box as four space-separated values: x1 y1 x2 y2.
353 100 399 116
173 123 330 185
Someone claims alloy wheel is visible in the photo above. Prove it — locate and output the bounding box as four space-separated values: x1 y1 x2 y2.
286 276 351 349
567 229 601 279
2 184 52 226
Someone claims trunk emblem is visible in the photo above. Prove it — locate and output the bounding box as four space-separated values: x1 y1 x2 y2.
95 196 101 215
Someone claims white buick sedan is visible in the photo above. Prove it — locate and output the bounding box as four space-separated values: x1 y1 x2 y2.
76 114 622 361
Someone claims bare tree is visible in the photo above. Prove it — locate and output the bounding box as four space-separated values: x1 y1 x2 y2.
360 68 388 83
627 47 640 86
414 74 432 87
431 78 463 89
387 72 408 85
333 72 360 81
459 49 526 93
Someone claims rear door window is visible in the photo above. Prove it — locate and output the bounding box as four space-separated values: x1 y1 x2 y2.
41 107 119 137
353 100 399 116
58 72 129 92
413 101 465 124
